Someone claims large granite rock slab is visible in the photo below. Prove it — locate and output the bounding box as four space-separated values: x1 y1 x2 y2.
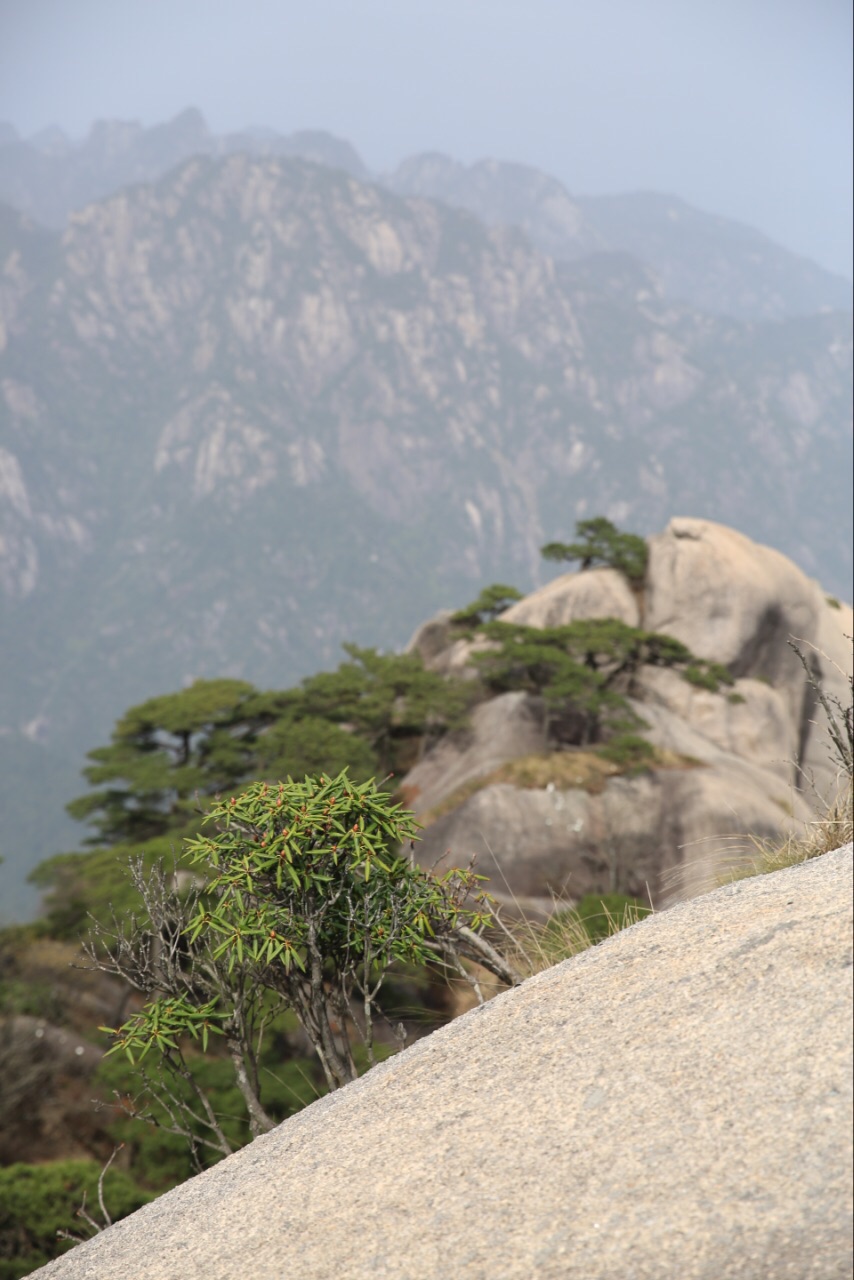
36 844 853 1280
501 565 640 629
399 690 548 818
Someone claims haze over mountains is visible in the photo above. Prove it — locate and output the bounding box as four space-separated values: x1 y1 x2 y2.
0 109 851 918
1 108 850 322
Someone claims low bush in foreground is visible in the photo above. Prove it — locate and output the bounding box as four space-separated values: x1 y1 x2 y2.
0 1160 152 1280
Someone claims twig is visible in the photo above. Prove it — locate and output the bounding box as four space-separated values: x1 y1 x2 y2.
56 1144 125 1244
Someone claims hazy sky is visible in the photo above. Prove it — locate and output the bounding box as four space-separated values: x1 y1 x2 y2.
0 0 851 279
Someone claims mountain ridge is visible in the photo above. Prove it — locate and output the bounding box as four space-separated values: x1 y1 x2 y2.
1 108 850 320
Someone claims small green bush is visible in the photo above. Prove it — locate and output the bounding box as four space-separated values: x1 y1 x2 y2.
94 1032 327 1189
596 734 655 768
0 1160 152 1279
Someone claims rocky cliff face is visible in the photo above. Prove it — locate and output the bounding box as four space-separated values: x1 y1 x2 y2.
0 149 851 917
403 519 853 911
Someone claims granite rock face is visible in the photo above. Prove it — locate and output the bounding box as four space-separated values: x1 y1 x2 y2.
34 844 854 1280
644 517 853 801
403 518 851 908
501 565 640 630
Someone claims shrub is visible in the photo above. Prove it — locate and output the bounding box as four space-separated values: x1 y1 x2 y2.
596 734 656 769
0 1160 151 1279
88 771 520 1159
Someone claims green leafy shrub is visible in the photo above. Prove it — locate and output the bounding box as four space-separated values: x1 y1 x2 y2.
88 771 519 1159
471 616 729 751
94 1038 326 1188
32 648 475 937
0 1160 152 1279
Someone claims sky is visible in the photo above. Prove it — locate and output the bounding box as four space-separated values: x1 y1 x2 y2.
0 0 851 280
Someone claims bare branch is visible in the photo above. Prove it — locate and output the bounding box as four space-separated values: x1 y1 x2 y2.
451 924 524 987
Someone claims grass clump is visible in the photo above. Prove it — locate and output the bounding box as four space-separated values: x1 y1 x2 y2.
421 745 702 827
496 892 652 979
596 733 656 770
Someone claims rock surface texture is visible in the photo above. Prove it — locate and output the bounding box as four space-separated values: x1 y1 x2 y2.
405 518 853 909
36 844 853 1280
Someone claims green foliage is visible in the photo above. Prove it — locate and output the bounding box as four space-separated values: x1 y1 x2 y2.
97 771 497 1113
65 679 270 847
541 517 649 587
30 833 192 938
295 645 474 776
94 1035 324 1189
596 734 656 769
683 662 735 692
566 893 652 944
471 616 732 749
826 596 841 609
472 617 672 746
475 621 630 746
65 653 470 849
450 583 523 629
726 691 747 705
0 1160 152 1279
251 714 378 787
37 646 473 934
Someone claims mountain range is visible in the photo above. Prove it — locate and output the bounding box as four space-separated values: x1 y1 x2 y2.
0 109 851 919
2 108 850 321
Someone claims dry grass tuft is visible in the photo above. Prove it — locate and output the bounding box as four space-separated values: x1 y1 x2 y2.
722 776 852 883
420 745 701 827
496 894 653 979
